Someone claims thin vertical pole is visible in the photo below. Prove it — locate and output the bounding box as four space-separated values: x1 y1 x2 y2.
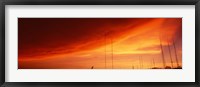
153 58 155 68
159 36 166 68
167 42 174 68
141 56 143 69
173 40 179 67
132 64 134 69
111 37 113 69
139 56 143 69
139 57 141 69
104 33 107 69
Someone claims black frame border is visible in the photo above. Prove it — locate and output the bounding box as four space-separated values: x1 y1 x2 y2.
0 0 199 87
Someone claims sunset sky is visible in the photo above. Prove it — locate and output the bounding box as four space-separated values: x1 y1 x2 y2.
18 18 182 69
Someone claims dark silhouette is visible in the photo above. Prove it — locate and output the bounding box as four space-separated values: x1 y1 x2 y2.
91 66 94 69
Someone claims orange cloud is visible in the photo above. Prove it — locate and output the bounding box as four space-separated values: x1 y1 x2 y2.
18 18 182 69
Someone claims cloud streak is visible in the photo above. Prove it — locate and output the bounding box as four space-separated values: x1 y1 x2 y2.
18 18 182 69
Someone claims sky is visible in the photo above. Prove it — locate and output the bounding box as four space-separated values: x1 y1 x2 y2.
18 18 182 69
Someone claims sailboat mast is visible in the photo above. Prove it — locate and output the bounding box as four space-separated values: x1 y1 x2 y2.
167 42 174 68
104 33 107 69
141 56 143 69
139 57 141 69
139 56 143 69
111 36 113 69
153 58 155 68
159 36 166 68
173 40 179 67
132 64 134 69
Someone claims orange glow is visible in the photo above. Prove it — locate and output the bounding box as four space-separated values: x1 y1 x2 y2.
18 18 182 69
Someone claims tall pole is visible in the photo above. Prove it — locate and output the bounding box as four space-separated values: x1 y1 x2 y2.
111 37 113 69
173 40 179 67
139 56 143 69
141 56 143 69
159 36 166 68
167 42 174 68
153 58 155 68
104 33 107 69
139 57 141 69
132 64 134 69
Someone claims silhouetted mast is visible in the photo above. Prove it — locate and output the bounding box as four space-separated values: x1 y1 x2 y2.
152 58 155 68
104 33 107 69
91 66 94 69
159 36 166 68
139 57 141 69
111 36 114 69
141 57 143 69
173 40 179 67
139 56 143 69
167 42 174 68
